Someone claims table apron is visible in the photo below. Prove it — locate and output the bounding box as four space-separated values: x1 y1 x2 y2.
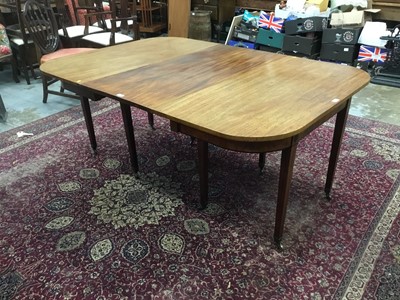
61 81 104 101
170 96 347 154
170 98 351 153
170 120 293 153
59 81 351 155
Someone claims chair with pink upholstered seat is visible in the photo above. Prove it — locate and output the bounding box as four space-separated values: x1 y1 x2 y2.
22 0 95 103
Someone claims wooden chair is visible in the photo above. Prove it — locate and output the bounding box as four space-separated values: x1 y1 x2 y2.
52 0 106 48
80 0 140 47
0 0 36 84
70 0 135 32
22 0 95 103
70 0 109 25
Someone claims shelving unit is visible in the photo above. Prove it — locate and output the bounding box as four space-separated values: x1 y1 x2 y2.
136 0 167 33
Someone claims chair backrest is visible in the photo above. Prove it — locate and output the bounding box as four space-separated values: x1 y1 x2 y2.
109 0 139 42
22 0 60 54
53 0 74 28
140 0 152 28
82 0 139 45
0 0 29 41
71 0 105 25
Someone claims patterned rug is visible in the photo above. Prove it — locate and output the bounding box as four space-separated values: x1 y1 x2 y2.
1 99 399 299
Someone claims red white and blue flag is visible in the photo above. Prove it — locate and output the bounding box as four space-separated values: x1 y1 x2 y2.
258 11 284 33
358 45 387 64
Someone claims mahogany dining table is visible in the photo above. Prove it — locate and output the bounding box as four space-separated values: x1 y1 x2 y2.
40 37 370 249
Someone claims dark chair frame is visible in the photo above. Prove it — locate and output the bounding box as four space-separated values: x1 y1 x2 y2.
22 0 82 103
53 0 106 48
0 0 37 84
81 0 140 46
71 0 106 26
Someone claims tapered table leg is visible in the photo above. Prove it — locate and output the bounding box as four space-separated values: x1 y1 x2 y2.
259 153 266 172
147 112 155 129
274 143 297 251
197 139 209 209
120 102 139 173
325 99 351 199
80 96 97 153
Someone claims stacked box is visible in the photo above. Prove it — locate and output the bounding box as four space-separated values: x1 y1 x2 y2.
320 27 362 63
282 17 327 57
321 27 362 44
233 25 258 43
282 34 322 56
256 28 284 50
255 11 285 53
284 17 328 35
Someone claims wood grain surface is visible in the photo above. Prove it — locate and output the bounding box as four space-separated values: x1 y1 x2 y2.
41 37 370 142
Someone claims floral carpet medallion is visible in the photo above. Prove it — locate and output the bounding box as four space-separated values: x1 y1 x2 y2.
89 173 183 229
0 99 399 299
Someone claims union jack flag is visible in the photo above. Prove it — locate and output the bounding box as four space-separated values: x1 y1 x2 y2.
357 45 387 64
258 11 284 33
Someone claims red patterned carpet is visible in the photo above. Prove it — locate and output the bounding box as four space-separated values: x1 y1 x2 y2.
0 99 399 299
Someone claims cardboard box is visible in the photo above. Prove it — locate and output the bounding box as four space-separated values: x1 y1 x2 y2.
330 8 381 27
320 43 360 63
274 4 291 19
282 34 322 55
285 17 328 35
322 27 362 44
256 28 284 49
306 0 329 12
227 40 256 49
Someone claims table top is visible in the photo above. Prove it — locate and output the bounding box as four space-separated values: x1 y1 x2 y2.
41 37 370 142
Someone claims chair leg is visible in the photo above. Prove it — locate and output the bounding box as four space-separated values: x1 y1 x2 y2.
23 44 37 80
10 56 20 83
42 75 49 103
16 46 31 85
